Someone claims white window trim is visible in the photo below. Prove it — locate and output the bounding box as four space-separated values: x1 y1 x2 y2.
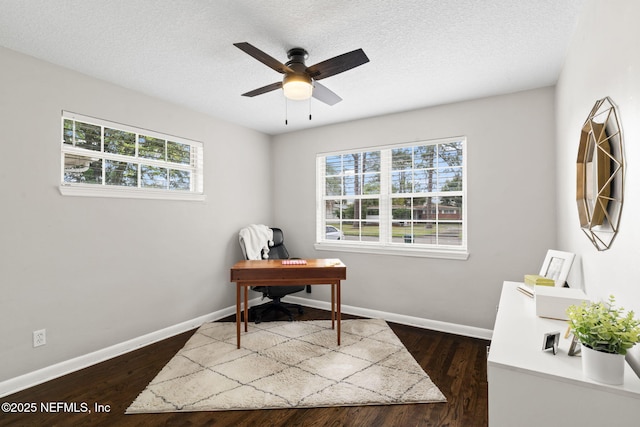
60 111 205 202
58 183 206 201
314 241 469 260
315 137 468 260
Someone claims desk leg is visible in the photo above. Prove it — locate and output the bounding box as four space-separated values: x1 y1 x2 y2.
337 281 341 346
243 284 248 332
236 283 241 349
331 283 335 329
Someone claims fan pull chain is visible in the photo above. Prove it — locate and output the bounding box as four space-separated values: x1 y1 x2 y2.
309 98 312 121
285 98 288 125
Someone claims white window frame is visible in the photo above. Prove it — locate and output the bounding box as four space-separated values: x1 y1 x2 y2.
60 111 205 201
315 137 468 260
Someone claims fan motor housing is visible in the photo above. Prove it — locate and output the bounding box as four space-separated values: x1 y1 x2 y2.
286 48 309 72
287 47 308 62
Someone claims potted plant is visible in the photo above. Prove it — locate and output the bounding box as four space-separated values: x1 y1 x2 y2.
566 296 640 385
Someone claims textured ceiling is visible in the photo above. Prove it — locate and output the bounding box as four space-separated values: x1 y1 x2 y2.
0 0 585 135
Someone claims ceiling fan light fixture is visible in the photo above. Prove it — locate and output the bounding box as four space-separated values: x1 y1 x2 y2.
282 73 313 101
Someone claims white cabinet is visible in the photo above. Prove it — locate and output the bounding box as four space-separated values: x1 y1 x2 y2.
487 281 640 426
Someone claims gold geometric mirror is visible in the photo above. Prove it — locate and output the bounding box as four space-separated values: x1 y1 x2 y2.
576 97 624 251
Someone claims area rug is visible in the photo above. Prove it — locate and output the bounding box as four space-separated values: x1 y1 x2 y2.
126 318 446 413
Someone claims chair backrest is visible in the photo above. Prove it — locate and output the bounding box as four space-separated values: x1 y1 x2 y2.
268 228 289 259
238 226 290 260
239 227 305 297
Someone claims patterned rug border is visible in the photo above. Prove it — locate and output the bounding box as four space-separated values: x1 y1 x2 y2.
126 319 446 413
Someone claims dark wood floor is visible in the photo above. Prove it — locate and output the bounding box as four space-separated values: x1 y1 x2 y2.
1 308 489 427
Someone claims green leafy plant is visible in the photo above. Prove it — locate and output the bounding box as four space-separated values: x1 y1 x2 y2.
567 296 640 355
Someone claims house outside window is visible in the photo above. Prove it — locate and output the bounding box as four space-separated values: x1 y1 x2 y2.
316 137 467 259
60 111 204 201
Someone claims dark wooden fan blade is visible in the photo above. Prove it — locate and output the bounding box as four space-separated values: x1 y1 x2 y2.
306 48 369 81
312 82 342 106
234 42 294 74
241 82 282 97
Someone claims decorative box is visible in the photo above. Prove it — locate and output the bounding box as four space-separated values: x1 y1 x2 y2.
524 274 554 287
535 286 589 320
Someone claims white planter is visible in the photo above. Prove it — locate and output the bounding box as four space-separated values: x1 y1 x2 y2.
581 344 625 385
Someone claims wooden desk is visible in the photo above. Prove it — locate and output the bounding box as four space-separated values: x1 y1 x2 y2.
230 259 346 349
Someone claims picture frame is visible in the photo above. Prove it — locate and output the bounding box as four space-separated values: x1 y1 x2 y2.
542 331 560 355
539 250 575 287
566 326 581 356
568 334 582 356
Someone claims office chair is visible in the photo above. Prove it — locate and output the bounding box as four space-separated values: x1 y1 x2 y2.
239 227 305 323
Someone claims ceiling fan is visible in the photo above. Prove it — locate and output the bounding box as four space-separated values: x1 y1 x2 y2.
233 42 369 106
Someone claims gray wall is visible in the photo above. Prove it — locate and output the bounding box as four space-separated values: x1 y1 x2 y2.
556 0 640 305
0 46 272 381
272 87 558 330
555 0 640 367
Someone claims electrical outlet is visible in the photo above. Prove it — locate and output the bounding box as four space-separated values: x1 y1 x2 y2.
33 329 46 347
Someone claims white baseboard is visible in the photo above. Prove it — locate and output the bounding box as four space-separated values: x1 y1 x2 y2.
0 305 239 398
1 297 492 398
286 295 494 341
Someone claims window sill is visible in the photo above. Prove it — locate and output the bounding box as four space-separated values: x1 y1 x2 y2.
314 241 469 260
59 184 206 202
